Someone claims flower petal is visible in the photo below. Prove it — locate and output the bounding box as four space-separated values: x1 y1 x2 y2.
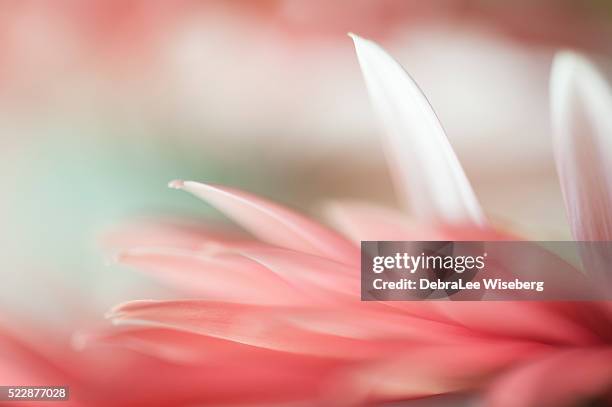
107 300 389 358
169 180 358 264
74 326 334 368
116 247 303 305
350 33 486 227
238 247 359 300
117 245 362 306
107 300 476 358
550 51 612 241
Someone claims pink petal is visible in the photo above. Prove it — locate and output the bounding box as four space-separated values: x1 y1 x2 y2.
169 180 359 264
116 247 304 305
107 299 358 357
107 300 477 359
74 326 334 368
238 247 360 301
550 51 612 241
350 34 486 227
117 246 361 306
487 349 612 407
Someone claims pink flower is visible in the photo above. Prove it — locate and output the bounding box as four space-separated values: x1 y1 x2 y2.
94 35 612 407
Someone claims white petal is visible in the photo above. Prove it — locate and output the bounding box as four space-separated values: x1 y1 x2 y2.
550 51 612 241
349 33 486 227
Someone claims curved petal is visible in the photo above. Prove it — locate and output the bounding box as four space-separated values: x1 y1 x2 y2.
107 299 360 356
169 180 358 264
74 326 335 368
550 51 612 241
238 247 359 301
116 247 303 305
107 300 479 358
117 246 363 306
350 33 486 227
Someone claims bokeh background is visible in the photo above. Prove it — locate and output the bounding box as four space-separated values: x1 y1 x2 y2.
1 0 612 327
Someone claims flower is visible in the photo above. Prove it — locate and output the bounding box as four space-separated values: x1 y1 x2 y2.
93 35 612 407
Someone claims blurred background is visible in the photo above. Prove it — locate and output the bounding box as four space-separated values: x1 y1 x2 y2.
1 0 612 326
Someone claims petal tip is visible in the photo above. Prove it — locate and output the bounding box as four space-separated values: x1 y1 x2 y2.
551 50 606 93
551 51 582 88
168 179 185 190
554 50 581 64
347 32 360 41
553 50 593 71
105 299 152 320
349 32 380 56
